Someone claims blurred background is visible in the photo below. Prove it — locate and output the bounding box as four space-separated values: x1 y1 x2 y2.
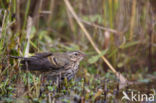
0 0 156 102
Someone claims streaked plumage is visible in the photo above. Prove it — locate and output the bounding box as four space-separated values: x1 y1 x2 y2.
11 51 85 81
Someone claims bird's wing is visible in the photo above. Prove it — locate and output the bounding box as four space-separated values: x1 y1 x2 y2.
47 53 70 69
20 52 53 71
20 52 69 71
19 52 52 61
10 52 52 60
33 52 53 58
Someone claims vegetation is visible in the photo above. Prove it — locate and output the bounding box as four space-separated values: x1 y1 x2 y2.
0 0 156 102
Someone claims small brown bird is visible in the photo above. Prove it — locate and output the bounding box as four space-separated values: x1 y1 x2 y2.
11 51 85 81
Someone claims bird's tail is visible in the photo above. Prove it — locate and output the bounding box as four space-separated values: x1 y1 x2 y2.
9 55 24 59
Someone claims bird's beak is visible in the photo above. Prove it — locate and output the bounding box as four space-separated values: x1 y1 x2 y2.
81 52 87 57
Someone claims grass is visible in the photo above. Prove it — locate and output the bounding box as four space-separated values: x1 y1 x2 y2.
0 0 156 102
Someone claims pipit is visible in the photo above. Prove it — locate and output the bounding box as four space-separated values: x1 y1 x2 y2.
11 51 85 81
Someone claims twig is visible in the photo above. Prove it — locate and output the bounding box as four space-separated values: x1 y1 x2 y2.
25 16 32 95
67 13 121 34
47 0 55 26
64 0 127 84
40 11 51 14
80 19 120 34
6 20 16 30
25 16 32 57
129 0 136 40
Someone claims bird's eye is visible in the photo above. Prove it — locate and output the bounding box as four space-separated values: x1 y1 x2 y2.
74 53 78 56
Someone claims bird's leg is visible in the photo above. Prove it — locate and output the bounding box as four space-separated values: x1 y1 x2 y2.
25 61 29 71
58 73 62 88
40 75 46 97
41 74 46 86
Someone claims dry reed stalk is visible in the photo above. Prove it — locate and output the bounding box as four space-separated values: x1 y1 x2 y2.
25 17 33 57
130 0 136 40
47 0 55 27
16 0 21 32
64 0 127 85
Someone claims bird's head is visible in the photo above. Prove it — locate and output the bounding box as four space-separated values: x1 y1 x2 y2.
67 51 86 62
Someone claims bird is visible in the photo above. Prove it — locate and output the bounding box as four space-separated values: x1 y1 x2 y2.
10 51 85 82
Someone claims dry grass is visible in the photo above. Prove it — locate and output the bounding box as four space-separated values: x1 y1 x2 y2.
0 0 156 102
